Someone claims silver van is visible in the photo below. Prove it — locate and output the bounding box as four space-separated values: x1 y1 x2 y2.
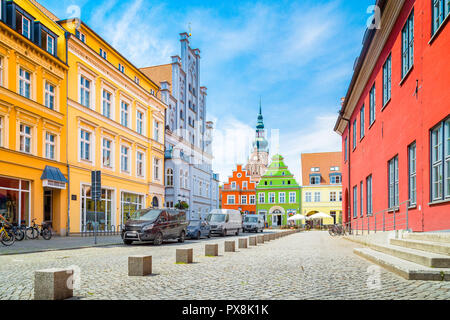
206 209 242 236
243 214 264 233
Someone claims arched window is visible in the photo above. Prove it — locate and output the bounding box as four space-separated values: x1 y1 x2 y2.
166 168 173 186
152 196 159 208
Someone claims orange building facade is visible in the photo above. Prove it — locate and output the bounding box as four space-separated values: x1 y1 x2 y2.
220 165 256 214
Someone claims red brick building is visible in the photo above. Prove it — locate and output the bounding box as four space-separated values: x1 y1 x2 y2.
334 0 450 232
220 165 256 214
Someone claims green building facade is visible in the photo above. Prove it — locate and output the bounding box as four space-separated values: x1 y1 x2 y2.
256 154 301 227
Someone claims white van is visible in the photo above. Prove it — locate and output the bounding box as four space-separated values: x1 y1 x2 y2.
206 209 242 237
243 214 265 233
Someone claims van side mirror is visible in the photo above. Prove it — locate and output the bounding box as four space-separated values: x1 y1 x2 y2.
226 216 229 223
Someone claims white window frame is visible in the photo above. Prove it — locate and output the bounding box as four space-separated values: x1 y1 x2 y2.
47 35 55 55
44 131 56 160
22 16 31 39
153 157 161 181
231 181 236 190
79 128 93 163
330 191 337 202
166 168 174 186
268 192 275 204
153 120 160 142
99 48 107 59
120 145 130 174
19 123 32 154
249 195 256 204
44 81 56 110
227 195 235 205
289 192 296 203
305 192 312 202
80 76 91 108
19 68 31 99
258 193 265 204
0 56 4 87
120 101 129 128
241 195 247 204
101 137 114 170
136 150 145 178
279 192 285 203
102 89 112 119
314 192 320 202
136 110 144 135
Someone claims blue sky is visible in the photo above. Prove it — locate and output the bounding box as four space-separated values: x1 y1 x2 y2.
40 0 375 183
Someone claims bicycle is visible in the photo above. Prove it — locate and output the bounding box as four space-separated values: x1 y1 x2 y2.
10 223 25 241
328 224 347 236
27 219 52 240
0 222 16 246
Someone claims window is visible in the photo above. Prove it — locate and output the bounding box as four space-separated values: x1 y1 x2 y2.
383 54 392 105
0 57 4 86
17 14 31 39
45 132 56 160
19 68 31 99
153 158 160 180
242 181 248 189
431 118 450 201
289 192 296 203
121 146 129 173
227 195 235 205
41 33 55 55
310 176 320 185
44 82 55 110
330 166 340 171
353 186 357 218
166 168 174 186
153 121 160 142
19 124 32 153
402 11 414 78
136 151 144 177
99 48 107 59
76 30 86 43
249 195 256 204
102 90 112 119
268 192 275 203
305 192 312 202
344 137 348 162
136 111 144 135
353 119 357 149
330 192 337 202
134 76 140 85
241 195 247 204
408 142 417 205
360 181 364 217
80 76 91 108
102 138 112 168
180 170 184 188
314 192 321 202
231 182 236 190
279 192 285 203
360 105 365 139
331 175 342 184
433 0 450 35
121 101 129 127
311 167 320 172
388 156 399 208
258 193 265 204
118 63 125 73
80 129 91 161
369 84 376 125
339 191 343 202
366 175 373 216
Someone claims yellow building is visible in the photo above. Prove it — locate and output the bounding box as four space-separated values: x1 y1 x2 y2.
0 0 69 234
300 152 343 226
58 20 166 233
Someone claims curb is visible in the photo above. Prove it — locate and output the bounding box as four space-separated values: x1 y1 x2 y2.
0 241 124 256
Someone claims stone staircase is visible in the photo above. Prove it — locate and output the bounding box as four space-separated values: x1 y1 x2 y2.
353 232 450 281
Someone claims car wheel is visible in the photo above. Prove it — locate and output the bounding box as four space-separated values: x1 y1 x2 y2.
153 232 163 246
123 240 133 245
235 229 239 236
178 231 186 243
196 231 201 240
222 229 227 237
207 231 211 238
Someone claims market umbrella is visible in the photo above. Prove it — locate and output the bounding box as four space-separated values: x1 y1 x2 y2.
308 212 333 229
287 214 306 221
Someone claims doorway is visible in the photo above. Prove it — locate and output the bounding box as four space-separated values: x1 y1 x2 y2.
43 190 53 222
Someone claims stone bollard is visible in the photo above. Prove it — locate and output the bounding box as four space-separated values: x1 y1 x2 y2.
249 236 258 246
264 234 270 242
128 255 152 276
34 268 74 300
270 233 275 241
205 244 219 256
239 238 248 249
225 241 236 252
176 248 193 264
258 235 264 244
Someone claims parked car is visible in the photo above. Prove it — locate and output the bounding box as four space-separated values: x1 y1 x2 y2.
186 220 211 239
121 208 188 245
206 209 242 237
243 214 265 233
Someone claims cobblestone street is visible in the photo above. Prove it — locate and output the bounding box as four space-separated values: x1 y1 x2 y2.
0 231 449 300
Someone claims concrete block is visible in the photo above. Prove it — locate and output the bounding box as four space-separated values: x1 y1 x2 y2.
264 234 270 242
176 248 193 263
258 235 265 244
205 244 219 256
249 236 258 246
225 241 236 252
270 233 276 240
34 268 73 300
239 238 248 249
128 255 152 276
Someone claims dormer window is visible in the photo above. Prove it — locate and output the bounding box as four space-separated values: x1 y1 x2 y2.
99 48 107 59
134 76 140 85
118 63 125 73
76 30 86 43
16 13 31 39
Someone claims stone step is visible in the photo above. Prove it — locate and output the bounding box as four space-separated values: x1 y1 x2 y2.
369 242 450 268
404 232 450 244
354 248 450 281
390 238 450 256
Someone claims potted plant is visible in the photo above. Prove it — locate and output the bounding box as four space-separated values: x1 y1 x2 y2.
175 201 189 210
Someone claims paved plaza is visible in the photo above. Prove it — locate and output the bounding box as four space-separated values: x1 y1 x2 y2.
0 231 449 300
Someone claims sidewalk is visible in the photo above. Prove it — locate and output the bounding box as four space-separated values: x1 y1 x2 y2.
0 235 123 256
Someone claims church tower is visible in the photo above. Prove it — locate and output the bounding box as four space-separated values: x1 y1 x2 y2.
245 103 269 184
